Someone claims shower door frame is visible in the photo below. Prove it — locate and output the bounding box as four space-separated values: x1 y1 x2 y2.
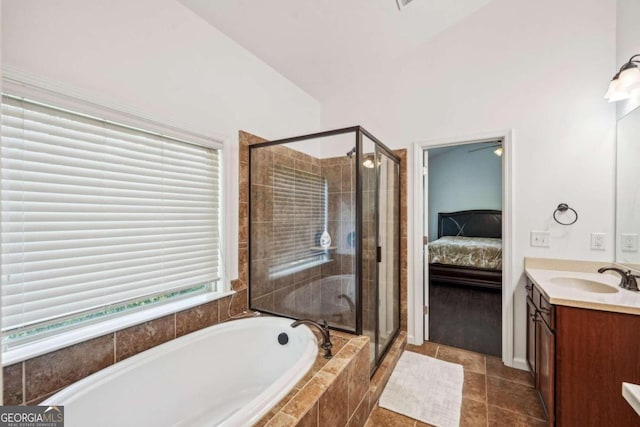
247 126 401 369
358 128 402 371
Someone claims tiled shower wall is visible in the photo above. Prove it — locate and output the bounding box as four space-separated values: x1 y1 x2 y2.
397 149 408 332
246 136 408 335
251 146 361 331
319 155 357 329
250 144 325 319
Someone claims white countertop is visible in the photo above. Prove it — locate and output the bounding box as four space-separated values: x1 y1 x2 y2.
525 268 640 315
623 383 640 417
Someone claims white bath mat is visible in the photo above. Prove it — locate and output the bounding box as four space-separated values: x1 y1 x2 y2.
379 351 463 427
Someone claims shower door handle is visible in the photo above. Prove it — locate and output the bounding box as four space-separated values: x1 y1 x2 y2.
376 246 382 263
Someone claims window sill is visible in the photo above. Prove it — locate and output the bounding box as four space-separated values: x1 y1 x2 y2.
269 259 333 280
3 290 235 366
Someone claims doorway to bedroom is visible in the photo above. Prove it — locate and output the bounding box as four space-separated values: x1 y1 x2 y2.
423 140 503 357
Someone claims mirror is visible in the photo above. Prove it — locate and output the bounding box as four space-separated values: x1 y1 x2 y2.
616 105 640 266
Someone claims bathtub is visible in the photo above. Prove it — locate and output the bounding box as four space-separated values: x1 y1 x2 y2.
43 316 317 427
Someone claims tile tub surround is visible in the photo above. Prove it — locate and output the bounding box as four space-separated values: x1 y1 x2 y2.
3 130 404 409
256 330 407 427
3 285 249 406
2 131 269 406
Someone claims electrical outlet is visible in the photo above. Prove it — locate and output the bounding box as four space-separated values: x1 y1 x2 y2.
530 231 550 248
591 232 606 250
621 233 639 252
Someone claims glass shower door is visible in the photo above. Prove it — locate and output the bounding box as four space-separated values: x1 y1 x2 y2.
361 136 377 364
361 134 401 370
376 149 400 358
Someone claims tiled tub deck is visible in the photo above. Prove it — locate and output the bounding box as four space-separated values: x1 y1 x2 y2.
257 330 406 427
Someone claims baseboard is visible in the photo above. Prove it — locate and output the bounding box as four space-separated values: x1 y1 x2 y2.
511 357 530 372
407 333 419 345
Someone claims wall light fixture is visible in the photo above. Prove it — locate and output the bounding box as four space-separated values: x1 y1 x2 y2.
605 54 640 102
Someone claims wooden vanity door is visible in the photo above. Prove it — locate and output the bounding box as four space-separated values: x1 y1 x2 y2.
537 318 554 425
526 297 537 380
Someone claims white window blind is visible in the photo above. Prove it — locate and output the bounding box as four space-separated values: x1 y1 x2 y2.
1 95 222 339
270 163 327 274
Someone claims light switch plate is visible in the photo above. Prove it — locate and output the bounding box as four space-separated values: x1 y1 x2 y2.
531 231 550 248
621 233 639 252
591 232 606 250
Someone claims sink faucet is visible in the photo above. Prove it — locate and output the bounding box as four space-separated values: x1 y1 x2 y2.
291 319 333 359
597 267 640 292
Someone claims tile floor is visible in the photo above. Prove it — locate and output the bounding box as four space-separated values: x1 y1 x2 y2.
364 341 547 427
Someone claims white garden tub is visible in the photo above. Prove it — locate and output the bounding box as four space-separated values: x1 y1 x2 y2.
43 316 317 427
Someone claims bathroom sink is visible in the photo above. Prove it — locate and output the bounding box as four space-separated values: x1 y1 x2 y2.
550 277 619 294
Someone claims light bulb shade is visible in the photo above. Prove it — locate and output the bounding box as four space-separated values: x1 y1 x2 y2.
493 147 503 157
363 159 375 168
619 65 640 89
604 78 618 99
604 77 631 103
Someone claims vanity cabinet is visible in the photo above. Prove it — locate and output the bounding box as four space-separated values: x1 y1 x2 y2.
526 279 640 426
526 281 555 424
526 296 536 374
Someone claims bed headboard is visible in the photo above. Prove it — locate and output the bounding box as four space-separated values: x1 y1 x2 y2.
437 210 502 239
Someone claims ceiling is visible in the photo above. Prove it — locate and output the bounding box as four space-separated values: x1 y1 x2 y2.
178 0 493 101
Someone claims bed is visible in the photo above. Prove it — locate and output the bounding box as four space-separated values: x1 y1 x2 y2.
428 209 502 290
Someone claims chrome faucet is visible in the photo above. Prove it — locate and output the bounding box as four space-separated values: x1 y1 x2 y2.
291 319 333 359
597 267 640 292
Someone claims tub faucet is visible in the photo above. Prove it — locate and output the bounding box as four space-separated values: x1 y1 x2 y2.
291 319 333 359
597 267 640 292
338 293 356 312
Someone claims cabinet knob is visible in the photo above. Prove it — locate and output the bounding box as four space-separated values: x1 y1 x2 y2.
525 284 532 291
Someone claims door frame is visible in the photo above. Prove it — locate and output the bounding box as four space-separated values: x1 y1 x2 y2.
411 129 514 366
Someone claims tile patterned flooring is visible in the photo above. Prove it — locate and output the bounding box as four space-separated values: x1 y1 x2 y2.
365 341 547 427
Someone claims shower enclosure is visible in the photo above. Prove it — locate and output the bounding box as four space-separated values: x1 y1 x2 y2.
248 126 400 370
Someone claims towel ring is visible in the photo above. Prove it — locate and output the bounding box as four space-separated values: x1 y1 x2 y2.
553 203 578 226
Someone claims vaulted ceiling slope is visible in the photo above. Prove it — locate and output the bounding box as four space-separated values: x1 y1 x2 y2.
178 0 494 101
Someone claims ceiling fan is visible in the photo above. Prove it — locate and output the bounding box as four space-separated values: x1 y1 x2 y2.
468 141 503 156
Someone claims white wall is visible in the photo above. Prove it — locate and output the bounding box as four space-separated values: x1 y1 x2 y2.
616 0 640 118
0 0 623 367
1 0 322 283
427 144 502 241
321 0 617 365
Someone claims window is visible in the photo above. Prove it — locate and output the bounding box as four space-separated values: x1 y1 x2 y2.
1 94 223 348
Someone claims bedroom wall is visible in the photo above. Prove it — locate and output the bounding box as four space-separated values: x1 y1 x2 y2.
320 0 616 366
427 143 502 242
0 0 322 285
